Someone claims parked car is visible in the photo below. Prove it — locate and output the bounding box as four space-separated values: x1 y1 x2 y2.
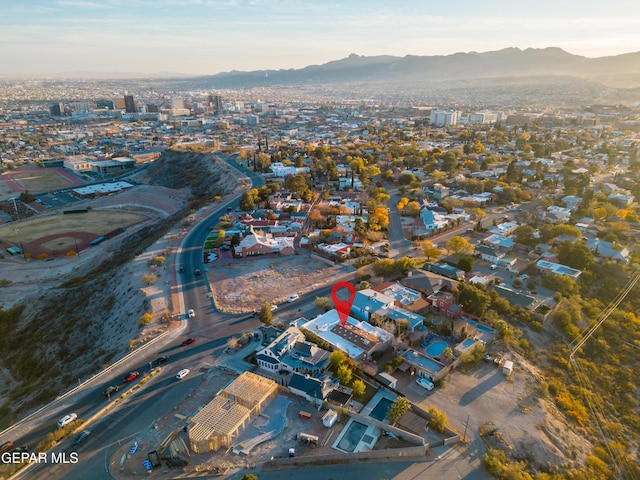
187 309 195 318
195 269 201 276
103 385 119 397
0 441 14 454
72 430 91 445
123 371 140 382
287 294 300 303
153 356 169 366
57 413 78 428
182 338 196 346
490 264 498 270
416 377 434 392
176 369 190 380
520 274 529 281
270 304 278 311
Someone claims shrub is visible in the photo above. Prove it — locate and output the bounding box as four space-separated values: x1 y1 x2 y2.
482 448 506 475
138 312 153 328
427 406 448 433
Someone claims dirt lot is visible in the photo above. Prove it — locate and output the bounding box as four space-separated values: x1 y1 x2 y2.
400 352 591 469
209 254 349 312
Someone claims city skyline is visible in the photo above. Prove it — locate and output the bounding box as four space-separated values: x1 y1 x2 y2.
2 0 640 77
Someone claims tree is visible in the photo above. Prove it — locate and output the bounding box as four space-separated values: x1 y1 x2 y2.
329 350 347 370
373 259 397 277
284 174 313 202
446 236 474 255
258 301 272 325
404 201 421 216
457 256 474 272
368 207 389 231
557 241 594 271
351 379 366 398
459 284 491 317
387 397 411 424
542 274 577 297
336 364 353 385
142 274 157 285
395 256 416 274
239 188 259 211
398 172 416 185
397 197 409 210
241 475 259 480
421 240 441 261
314 296 332 311
19 190 36 203
514 225 535 246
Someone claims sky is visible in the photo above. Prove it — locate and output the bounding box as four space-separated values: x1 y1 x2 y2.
2 0 640 76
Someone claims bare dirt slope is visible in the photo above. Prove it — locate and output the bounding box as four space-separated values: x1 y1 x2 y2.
0 155 240 425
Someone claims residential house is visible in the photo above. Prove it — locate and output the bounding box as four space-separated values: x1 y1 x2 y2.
420 209 449 232
339 177 363 191
585 238 630 263
256 327 330 374
237 226 295 257
351 289 395 323
401 269 459 296
301 310 393 361
317 242 351 258
488 221 518 236
535 259 581 279
482 234 515 251
475 244 505 264
545 206 571 223
288 372 339 406
491 285 539 310
427 290 462 318
424 262 465 281
608 192 634 206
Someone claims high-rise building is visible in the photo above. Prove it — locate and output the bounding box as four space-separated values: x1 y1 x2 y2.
124 95 136 113
171 97 184 110
208 94 223 116
49 103 64 116
430 110 458 127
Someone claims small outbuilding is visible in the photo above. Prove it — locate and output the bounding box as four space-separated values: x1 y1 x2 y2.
502 360 514 376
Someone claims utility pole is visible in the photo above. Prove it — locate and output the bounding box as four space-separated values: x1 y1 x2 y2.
463 414 470 443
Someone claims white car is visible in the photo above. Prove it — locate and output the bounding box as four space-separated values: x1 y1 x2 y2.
287 294 300 303
58 413 78 428
187 309 195 318
416 377 434 391
176 369 190 380
490 264 498 270
270 304 278 311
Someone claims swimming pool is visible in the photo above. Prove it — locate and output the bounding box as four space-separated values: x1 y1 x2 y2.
459 338 476 351
369 397 393 422
477 324 494 333
425 340 448 357
337 421 368 452
467 319 494 334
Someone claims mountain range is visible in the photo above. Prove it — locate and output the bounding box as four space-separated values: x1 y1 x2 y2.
189 47 640 89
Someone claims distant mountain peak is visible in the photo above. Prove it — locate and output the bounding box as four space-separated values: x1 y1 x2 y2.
196 47 640 89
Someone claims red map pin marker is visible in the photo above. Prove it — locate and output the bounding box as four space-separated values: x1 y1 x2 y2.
331 281 356 327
